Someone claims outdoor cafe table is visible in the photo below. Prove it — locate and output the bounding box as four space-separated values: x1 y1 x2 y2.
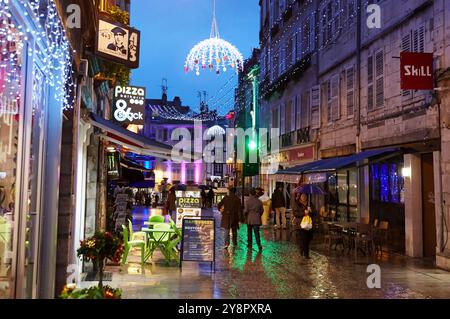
328 222 374 261
141 227 176 262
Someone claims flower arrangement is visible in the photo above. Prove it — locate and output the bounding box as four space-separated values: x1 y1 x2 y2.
77 231 124 288
60 284 122 299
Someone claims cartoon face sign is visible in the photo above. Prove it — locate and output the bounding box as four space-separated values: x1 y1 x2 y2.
98 20 129 60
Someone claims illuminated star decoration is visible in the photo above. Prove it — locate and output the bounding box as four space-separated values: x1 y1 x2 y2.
184 0 244 76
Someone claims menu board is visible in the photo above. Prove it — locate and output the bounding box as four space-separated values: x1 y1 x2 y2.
181 218 215 263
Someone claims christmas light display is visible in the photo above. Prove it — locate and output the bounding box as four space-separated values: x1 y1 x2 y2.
184 0 244 76
0 0 74 110
206 125 225 137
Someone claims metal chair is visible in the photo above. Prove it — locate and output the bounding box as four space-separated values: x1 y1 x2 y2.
354 223 375 260
323 223 345 251
374 221 389 256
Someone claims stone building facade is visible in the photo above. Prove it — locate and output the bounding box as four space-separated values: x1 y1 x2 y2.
259 0 450 268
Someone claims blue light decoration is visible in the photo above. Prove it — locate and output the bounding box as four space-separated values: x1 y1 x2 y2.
370 164 379 201
390 164 399 203
144 161 151 169
0 0 75 110
380 164 389 202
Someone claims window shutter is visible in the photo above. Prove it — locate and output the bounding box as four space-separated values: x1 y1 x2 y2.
280 103 285 134
413 25 425 53
301 91 310 128
375 50 384 108
327 80 333 122
332 75 340 120
367 55 374 111
296 95 301 129
401 33 412 99
310 86 321 128
285 101 291 133
346 67 354 116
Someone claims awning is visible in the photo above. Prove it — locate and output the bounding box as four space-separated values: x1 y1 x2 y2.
276 148 401 175
120 157 152 172
129 180 155 188
88 112 173 159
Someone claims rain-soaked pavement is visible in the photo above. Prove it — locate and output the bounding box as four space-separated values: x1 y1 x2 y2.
81 206 450 299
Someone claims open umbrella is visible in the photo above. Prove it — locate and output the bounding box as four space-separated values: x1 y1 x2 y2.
293 184 326 195
198 185 210 190
294 184 327 207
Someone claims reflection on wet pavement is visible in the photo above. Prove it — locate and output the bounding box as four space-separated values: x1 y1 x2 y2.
81 207 450 299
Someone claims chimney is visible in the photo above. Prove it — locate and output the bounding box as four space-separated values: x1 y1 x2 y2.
173 96 181 107
162 92 168 104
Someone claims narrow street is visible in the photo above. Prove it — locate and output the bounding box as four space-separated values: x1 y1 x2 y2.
86 207 450 299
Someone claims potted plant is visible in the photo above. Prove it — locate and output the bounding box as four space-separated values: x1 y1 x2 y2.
60 231 124 299
77 231 124 288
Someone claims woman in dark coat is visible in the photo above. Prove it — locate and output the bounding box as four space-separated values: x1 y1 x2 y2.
295 193 314 258
166 187 177 221
217 187 242 249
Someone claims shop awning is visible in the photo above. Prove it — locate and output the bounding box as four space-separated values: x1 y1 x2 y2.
88 112 173 159
120 157 152 172
276 148 401 175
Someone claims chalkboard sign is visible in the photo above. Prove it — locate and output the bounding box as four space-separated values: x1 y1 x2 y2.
176 197 201 208
180 218 215 271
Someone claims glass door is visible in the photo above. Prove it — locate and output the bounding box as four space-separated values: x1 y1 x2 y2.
0 13 25 299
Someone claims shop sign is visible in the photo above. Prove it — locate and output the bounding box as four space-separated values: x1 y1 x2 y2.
305 173 327 184
181 218 215 264
95 16 140 68
113 85 145 125
279 145 314 163
400 52 433 90
176 197 202 208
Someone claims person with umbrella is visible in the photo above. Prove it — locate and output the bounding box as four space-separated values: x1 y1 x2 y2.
293 183 326 259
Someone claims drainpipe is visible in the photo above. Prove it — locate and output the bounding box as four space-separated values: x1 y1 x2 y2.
356 0 362 153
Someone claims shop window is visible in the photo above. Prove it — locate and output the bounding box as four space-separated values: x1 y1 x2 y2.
390 164 399 203
371 164 379 201
0 15 24 299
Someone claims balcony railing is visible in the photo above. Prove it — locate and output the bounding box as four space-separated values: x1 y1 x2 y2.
297 127 310 144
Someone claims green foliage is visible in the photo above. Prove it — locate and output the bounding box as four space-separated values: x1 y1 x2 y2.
108 6 130 25
101 60 130 86
77 231 124 264
60 285 122 299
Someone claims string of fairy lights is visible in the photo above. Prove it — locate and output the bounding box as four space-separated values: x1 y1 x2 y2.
0 0 75 111
258 0 363 99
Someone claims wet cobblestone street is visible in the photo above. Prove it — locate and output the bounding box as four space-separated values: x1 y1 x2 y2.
87 207 450 299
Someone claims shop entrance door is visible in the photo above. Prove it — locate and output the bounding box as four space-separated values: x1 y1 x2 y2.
421 153 436 257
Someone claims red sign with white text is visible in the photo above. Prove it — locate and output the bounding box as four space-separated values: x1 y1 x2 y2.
400 52 433 90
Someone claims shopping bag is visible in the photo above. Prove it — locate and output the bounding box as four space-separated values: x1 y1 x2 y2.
300 215 313 230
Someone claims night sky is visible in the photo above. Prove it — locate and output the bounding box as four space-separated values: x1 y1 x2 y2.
130 0 260 114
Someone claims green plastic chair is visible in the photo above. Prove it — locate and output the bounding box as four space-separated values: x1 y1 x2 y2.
121 224 146 266
149 215 165 223
128 219 146 243
147 223 172 263
167 220 182 264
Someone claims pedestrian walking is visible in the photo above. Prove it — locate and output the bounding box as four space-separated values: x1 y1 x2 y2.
271 184 286 229
217 187 242 249
200 189 207 208
244 188 264 250
207 188 215 208
166 187 177 221
297 193 314 258
153 193 159 208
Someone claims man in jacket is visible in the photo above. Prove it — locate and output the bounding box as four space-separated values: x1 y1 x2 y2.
271 184 286 229
217 187 242 249
245 188 264 250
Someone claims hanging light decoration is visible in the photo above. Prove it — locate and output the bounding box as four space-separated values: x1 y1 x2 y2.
184 0 244 76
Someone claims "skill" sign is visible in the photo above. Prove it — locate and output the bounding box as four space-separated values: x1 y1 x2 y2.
400 52 434 90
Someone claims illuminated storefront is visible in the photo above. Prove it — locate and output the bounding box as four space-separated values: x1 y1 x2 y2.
0 1 72 298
